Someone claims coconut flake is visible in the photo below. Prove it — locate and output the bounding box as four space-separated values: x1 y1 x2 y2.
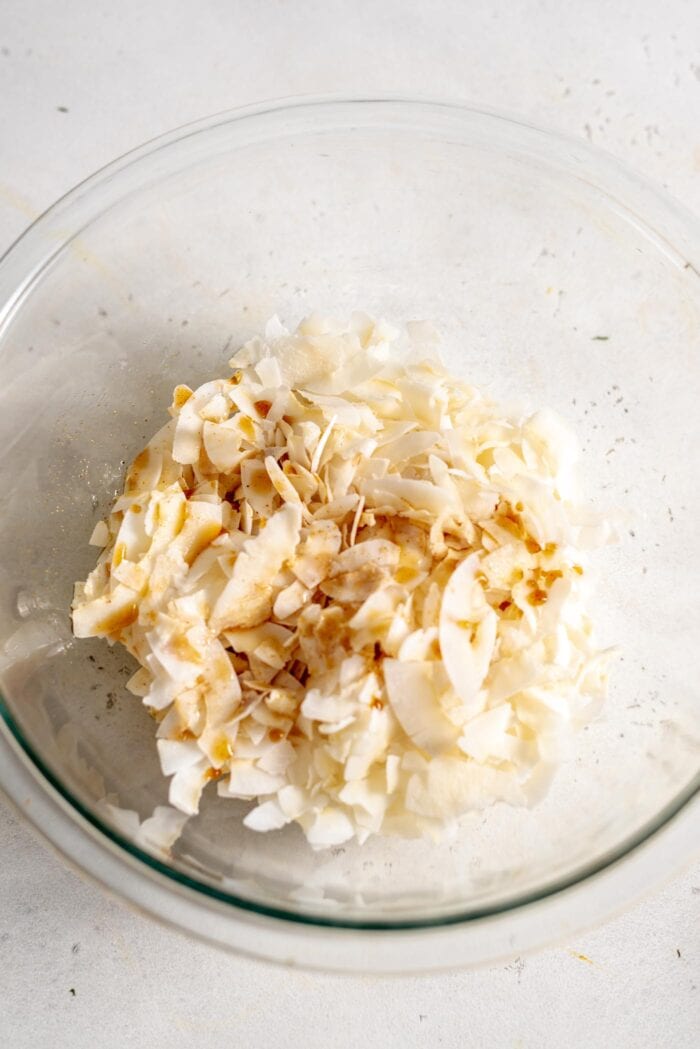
457 705 516 763
384 660 458 755
243 798 289 832
303 807 355 849
89 520 110 547
291 520 342 588
439 554 498 718
222 762 286 798
212 503 302 629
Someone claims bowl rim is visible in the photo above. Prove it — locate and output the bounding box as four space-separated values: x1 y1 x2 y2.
0 94 699 964
3 711 698 973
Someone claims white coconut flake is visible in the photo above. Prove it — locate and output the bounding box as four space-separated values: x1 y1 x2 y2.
243 798 289 832
169 758 210 815
72 313 614 850
384 660 458 755
310 414 337 474
304 807 355 849
439 554 498 718
457 704 515 763
223 762 286 798
139 806 191 853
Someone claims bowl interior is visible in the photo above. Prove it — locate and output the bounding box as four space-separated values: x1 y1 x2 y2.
0 101 698 925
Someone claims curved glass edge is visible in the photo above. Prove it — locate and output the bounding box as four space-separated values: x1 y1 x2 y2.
1 95 700 326
0 95 698 931
1 696 698 932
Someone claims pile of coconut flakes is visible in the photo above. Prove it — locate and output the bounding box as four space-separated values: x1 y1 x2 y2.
72 314 613 849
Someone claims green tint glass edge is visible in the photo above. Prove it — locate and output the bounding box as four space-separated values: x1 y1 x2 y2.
1 695 698 932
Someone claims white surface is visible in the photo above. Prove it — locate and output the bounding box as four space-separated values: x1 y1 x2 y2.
0 0 698 1044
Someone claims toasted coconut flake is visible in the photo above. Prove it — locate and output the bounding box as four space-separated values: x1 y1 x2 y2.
89 520 110 547
320 563 388 603
265 455 303 508
172 380 229 465
328 538 400 577
203 418 244 472
211 503 302 630
72 583 140 639
272 579 311 619
291 520 342 588
240 458 277 517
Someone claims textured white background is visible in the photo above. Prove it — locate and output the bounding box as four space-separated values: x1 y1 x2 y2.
1 2 699 1046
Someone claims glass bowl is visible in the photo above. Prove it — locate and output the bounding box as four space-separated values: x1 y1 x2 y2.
0 97 698 973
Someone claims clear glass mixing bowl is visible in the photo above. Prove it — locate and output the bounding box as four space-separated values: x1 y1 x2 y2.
0 98 698 972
